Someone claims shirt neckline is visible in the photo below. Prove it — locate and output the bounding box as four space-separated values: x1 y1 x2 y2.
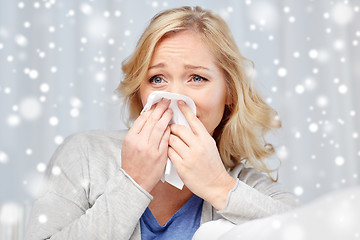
142 194 202 230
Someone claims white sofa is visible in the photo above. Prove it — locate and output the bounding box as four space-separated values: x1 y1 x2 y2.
193 186 360 240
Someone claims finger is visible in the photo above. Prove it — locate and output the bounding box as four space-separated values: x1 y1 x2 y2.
177 100 207 135
159 126 170 153
149 108 173 148
141 98 171 138
128 104 156 135
170 124 195 147
168 133 190 159
168 146 183 175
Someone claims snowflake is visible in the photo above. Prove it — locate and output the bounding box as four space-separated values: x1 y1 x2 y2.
6 55 14 62
49 116 59 126
51 166 61 175
37 163 47 173
308 123 319 133
80 3 93 15
18 2 25 8
338 84 348 94
295 85 305 94
50 66 57 73
95 71 106 83
277 67 287 77
48 26 55 33
152 1 158 8
28 69 39 79
70 108 79 118
15 34 28 47
331 2 354 25
294 186 304 196
33 2 41 9
24 21 31 28
114 10 121 17
38 214 48 224
40 83 50 93
26 148 33 155
335 156 345 166
0 151 9 164
54 135 64 145
124 30 131 37
19 97 42 120
316 95 328 107
7 114 21 127
293 51 300 58
294 131 301 139
308 49 319 59
276 145 288 160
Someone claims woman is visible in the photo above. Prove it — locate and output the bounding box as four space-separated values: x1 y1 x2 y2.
25 6 297 240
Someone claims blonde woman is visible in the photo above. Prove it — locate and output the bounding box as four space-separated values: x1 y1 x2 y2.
26 6 297 240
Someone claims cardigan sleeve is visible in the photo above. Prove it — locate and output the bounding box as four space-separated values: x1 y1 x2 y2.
25 133 151 240
216 164 298 224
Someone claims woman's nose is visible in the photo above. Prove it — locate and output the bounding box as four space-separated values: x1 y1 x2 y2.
166 82 187 96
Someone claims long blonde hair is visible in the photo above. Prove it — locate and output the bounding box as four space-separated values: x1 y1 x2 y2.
116 6 281 180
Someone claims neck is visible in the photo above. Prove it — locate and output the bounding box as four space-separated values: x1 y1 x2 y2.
148 181 193 225
150 181 193 203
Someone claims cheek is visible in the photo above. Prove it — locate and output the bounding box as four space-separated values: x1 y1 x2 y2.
139 86 152 108
192 92 226 131
194 86 227 113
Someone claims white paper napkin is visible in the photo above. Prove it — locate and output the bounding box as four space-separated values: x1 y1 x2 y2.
141 91 196 189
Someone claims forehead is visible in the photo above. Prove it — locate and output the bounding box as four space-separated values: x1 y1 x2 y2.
151 30 216 64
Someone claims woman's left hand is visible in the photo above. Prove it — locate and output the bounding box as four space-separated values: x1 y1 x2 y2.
168 100 236 210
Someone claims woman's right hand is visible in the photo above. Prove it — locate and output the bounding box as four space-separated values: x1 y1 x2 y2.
121 98 173 193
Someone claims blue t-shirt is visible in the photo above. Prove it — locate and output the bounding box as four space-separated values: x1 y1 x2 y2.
140 194 204 240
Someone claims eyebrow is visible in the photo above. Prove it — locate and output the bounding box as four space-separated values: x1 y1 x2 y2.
148 63 165 70
184 64 210 71
148 63 210 71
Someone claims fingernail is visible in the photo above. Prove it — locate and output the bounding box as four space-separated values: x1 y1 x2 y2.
178 100 185 105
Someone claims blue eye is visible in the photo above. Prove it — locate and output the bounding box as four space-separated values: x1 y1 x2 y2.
149 76 163 84
192 75 207 82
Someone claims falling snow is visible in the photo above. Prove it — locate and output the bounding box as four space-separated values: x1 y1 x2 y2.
335 156 345 166
54 135 64 145
49 116 59 126
338 84 348 94
7 114 21 127
308 49 319 59
309 123 319 133
277 67 287 77
331 2 354 25
37 163 47 172
51 166 61 176
19 97 42 120
15 34 28 47
26 148 33 155
0 151 9 164
38 214 48 224
28 69 39 79
0 1 359 237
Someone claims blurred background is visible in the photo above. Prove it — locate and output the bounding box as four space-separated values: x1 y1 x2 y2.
0 0 359 239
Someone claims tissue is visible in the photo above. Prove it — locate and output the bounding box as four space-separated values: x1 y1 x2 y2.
141 91 196 189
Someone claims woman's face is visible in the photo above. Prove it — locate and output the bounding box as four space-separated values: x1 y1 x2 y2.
139 30 229 135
